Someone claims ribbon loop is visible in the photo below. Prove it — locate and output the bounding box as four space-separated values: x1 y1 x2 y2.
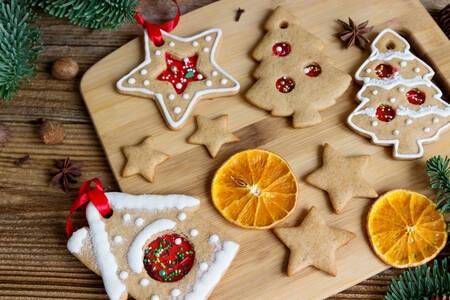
66 178 112 238
135 0 180 46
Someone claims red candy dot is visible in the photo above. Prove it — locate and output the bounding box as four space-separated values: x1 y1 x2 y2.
406 89 426 105
143 233 195 283
304 63 321 77
375 64 397 79
376 104 396 122
276 76 295 93
272 42 291 56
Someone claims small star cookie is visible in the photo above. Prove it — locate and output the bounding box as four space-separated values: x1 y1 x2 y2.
188 114 239 158
305 143 378 214
122 136 169 182
273 206 355 276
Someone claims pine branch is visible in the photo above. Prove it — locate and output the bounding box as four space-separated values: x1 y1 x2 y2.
427 156 450 215
385 258 450 300
0 0 41 101
31 0 138 30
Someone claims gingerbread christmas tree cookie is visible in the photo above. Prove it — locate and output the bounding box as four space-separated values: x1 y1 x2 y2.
273 206 355 276
67 192 239 300
116 28 240 130
246 6 351 128
348 28 450 159
305 143 378 214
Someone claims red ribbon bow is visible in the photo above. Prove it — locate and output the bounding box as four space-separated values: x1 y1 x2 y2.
66 178 112 238
135 0 180 46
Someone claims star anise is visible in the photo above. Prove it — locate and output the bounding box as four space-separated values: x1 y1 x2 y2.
337 18 373 49
49 157 83 192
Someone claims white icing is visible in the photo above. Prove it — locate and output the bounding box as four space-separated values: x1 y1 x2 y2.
168 94 175 100
202 47 209 53
199 262 208 271
190 229 199 237
212 70 218 76
140 69 148 75
393 130 399 136
399 87 405 92
183 57 189 63
177 212 186 221
406 119 413 125
433 117 439 123
183 93 190 100
116 29 240 130
424 127 431 132
400 61 407 67
396 105 450 118
276 46 282 52
155 50 161 55
206 80 212 87
106 193 200 211
197 74 203 80
205 35 212 42
171 289 181 297
113 235 123 244
67 227 88 254
371 121 378 127
119 271 128 280
122 213 131 222
389 97 396 103
140 278 149 287
209 234 219 244
151 296 159 300
135 218 144 227
128 219 176 273
171 66 178 72
220 78 228 85
371 89 378 95
175 238 182 245
176 83 182 89
414 67 420 73
174 106 182 114
128 78 136 84
169 41 175 47
143 80 150 86
192 41 199 47
352 107 376 117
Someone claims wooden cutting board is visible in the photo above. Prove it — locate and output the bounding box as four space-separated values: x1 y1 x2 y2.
80 0 450 299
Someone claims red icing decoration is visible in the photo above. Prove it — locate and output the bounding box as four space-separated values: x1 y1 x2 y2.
304 63 321 77
143 233 195 282
375 64 397 79
276 77 295 93
406 89 426 105
157 53 206 94
376 104 396 122
272 42 291 56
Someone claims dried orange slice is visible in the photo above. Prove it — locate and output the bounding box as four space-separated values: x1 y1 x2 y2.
367 189 447 268
211 149 298 229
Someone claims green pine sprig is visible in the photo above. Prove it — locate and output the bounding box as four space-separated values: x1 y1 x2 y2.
385 258 449 300
0 0 41 101
427 155 450 215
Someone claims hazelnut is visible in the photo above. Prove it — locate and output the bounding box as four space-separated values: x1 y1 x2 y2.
40 119 65 145
51 58 79 80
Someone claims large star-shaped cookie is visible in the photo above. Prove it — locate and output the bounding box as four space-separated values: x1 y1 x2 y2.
188 114 239 158
305 143 378 214
273 206 355 276
116 29 240 130
122 136 169 182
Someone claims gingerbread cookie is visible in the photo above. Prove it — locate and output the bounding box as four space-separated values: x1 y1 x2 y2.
67 192 239 300
122 136 169 182
116 28 240 130
305 143 378 214
187 114 239 158
246 6 351 128
273 206 355 276
348 28 450 159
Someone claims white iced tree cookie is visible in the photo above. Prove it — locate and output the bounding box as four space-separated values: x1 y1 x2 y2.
67 192 239 300
347 29 449 159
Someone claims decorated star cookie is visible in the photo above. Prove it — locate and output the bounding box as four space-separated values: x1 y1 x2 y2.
305 143 378 214
188 114 239 158
273 206 355 276
116 28 240 130
246 6 351 128
122 136 169 182
348 28 450 159
67 192 239 300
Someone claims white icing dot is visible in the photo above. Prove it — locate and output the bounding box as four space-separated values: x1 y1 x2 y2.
276 46 282 52
393 130 399 136
140 278 149 287
400 61 407 67
371 89 378 95
176 83 183 89
192 41 199 47
398 87 406 92
205 35 212 42
366 68 371 73
113 236 123 244
183 57 189 64
140 69 148 75
389 97 396 103
171 289 181 297
168 94 175 100
197 74 203 80
371 121 378 127
172 66 178 72
183 93 189 100
209 234 219 244
424 127 431 133
433 117 439 123
190 229 198 237
119 271 128 280
123 213 131 222
143 80 150 86
127 78 136 84
155 50 161 56
151 296 160 300
414 67 420 73
406 119 413 125
135 218 144 226
202 47 209 52
177 212 187 221
174 238 182 245
174 106 182 114
220 78 228 85
199 262 208 271
206 80 212 87
169 41 175 47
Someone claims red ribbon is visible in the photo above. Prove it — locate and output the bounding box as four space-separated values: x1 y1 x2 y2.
135 0 180 46
66 178 112 238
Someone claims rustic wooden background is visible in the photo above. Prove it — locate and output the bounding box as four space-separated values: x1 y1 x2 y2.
0 0 448 299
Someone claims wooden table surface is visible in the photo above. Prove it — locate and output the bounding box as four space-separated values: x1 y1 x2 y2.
0 0 448 299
